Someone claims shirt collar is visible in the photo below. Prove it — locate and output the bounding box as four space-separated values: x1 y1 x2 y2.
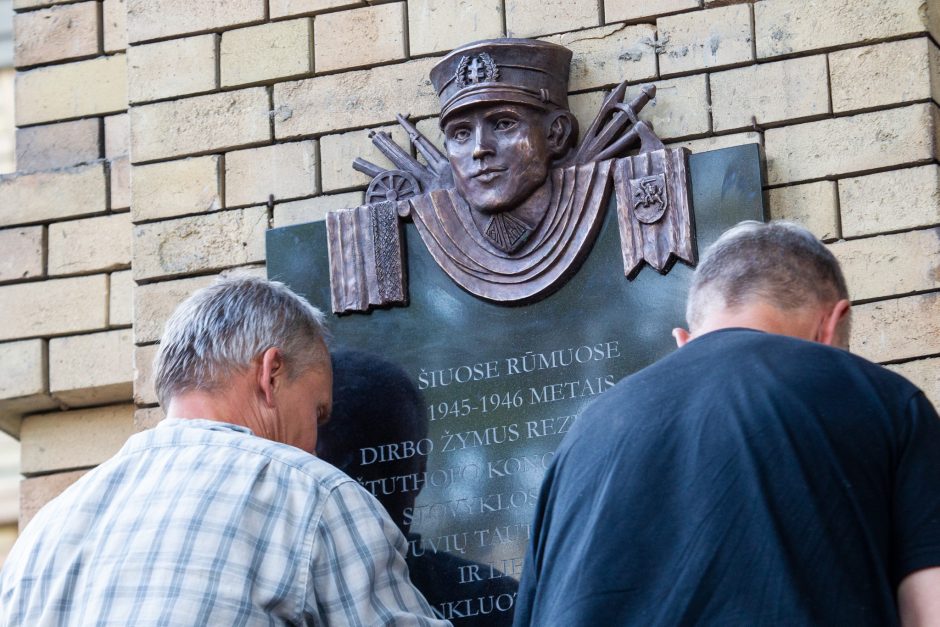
157 418 254 436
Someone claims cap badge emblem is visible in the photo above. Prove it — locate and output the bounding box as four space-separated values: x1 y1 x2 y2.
455 52 500 88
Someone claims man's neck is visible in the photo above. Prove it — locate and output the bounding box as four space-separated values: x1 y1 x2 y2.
693 302 825 343
166 385 269 438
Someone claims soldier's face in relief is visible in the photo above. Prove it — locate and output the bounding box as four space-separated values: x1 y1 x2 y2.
443 103 552 214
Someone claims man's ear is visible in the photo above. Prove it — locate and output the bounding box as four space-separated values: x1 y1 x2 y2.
546 111 577 157
258 347 285 407
816 299 851 348
672 328 692 348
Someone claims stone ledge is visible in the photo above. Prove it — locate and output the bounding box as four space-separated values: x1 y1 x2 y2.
0 162 108 228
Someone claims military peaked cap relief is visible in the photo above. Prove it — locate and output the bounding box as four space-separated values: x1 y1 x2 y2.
430 39 573 121
327 38 696 313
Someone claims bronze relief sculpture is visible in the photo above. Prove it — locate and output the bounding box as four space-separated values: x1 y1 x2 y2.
326 38 695 313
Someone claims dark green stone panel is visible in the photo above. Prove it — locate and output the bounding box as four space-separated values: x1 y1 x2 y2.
267 144 765 623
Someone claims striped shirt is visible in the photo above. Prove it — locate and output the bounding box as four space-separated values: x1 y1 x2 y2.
1 418 449 626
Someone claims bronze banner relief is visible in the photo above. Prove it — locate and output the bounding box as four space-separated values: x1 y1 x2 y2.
327 38 696 312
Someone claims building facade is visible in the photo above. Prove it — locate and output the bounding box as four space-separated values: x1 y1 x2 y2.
0 0 938 533
0 0 20 562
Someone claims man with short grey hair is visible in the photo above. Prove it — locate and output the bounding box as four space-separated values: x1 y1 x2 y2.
1 276 449 626
514 221 940 626
679 220 852 349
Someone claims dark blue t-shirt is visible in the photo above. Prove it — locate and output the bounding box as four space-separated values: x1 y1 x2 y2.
513 329 940 626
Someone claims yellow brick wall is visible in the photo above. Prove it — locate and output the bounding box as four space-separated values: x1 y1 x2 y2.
0 0 133 529
1 0 938 529
0 430 18 565
0 0 19 557
0 68 14 173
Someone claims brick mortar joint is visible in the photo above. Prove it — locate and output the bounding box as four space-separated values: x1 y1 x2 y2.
15 50 127 75
0 158 109 181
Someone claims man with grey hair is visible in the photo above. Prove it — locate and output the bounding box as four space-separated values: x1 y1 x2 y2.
514 221 940 626
0 276 449 626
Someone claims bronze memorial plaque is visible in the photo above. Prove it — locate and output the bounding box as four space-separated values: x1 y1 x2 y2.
267 38 765 625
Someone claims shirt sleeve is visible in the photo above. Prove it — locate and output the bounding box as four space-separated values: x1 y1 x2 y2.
307 480 452 626
893 392 940 584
